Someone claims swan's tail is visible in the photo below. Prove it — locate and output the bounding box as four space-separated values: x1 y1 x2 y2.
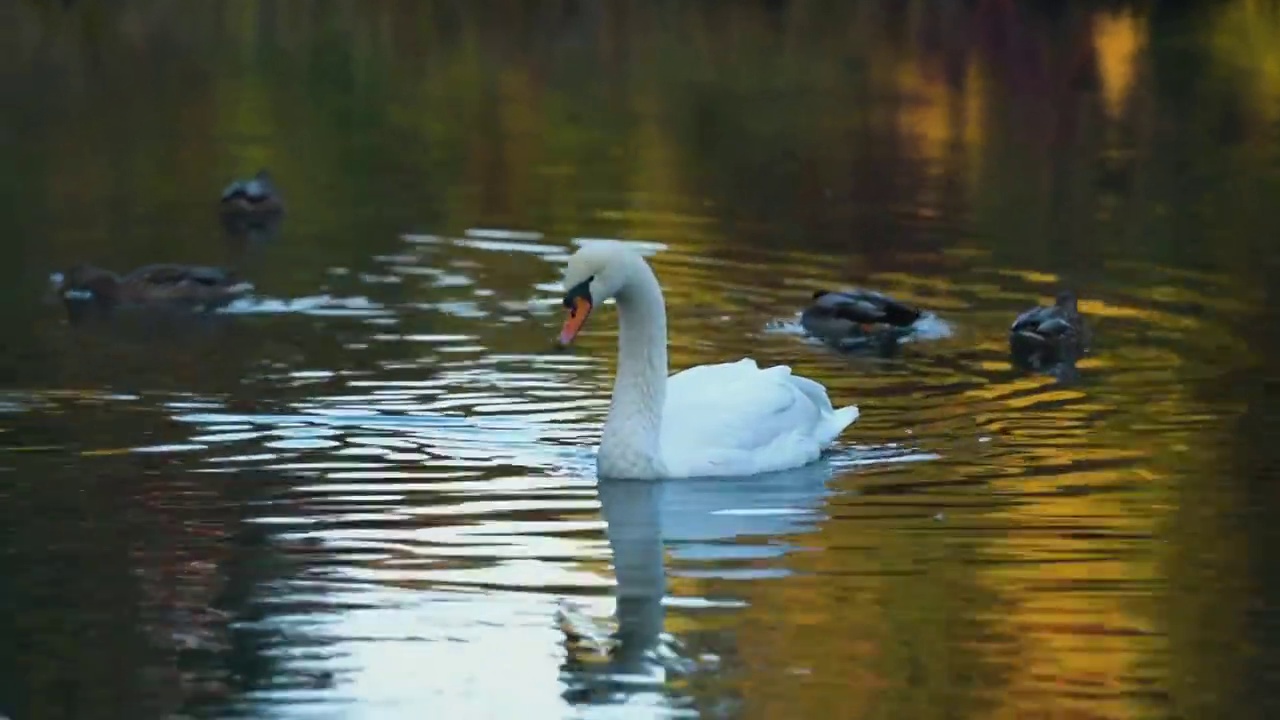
820 405 859 445
783 370 858 445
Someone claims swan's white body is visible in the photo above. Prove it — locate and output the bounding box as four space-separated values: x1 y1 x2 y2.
559 243 858 480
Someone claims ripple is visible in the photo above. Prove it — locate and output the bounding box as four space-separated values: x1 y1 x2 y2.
11 213 1251 719
220 294 394 317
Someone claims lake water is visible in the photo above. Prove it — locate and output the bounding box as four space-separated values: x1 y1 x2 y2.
1 2 1278 718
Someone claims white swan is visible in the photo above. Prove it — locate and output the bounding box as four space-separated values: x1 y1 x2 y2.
555 242 859 480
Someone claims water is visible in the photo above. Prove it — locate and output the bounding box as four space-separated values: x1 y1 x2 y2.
1 2 1278 718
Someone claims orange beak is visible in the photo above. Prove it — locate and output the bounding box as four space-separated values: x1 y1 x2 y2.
558 296 593 346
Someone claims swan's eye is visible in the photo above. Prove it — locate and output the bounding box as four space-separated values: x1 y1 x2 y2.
562 276 595 312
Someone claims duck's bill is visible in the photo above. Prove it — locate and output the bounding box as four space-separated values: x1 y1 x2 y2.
557 297 593 346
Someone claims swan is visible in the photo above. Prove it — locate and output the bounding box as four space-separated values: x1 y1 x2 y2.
555 242 859 480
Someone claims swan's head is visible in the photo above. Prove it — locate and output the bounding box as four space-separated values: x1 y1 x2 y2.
556 242 640 346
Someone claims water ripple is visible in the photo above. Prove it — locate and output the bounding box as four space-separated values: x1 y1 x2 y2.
7 222 1247 719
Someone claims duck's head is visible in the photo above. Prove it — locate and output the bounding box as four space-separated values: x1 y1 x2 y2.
556 242 646 347
220 168 280 208
50 265 121 304
1054 290 1078 314
242 169 276 199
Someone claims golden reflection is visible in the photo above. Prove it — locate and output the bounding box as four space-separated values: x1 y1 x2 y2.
994 269 1062 285
80 447 133 457
970 437 1165 715
1210 0 1280 124
1093 9 1147 121
892 55 986 178
1157 415 1255 719
960 287 1236 717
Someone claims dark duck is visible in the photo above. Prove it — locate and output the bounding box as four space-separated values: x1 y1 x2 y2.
1008 290 1088 371
801 289 923 349
50 264 254 315
218 170 283 232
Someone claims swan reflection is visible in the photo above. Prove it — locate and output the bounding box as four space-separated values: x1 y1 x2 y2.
561 457 846 713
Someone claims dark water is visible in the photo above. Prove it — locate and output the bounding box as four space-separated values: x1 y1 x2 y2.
1 1 1278 718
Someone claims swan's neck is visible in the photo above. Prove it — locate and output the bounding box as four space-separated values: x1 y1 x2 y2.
599 259 668 479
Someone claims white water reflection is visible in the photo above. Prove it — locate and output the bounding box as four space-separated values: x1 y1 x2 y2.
168 356 919 718
220 294 394 318
562 455 873 715
233 453 898 719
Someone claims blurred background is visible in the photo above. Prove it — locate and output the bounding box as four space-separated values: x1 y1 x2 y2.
0 1 1277 718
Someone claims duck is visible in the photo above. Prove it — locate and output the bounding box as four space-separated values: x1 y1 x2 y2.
218 170 283 229
554 242 858 480
800 289 923 346
1008 290 1088 370
50 264 253 312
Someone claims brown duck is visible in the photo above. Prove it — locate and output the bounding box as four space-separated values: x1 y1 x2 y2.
800 289 923 345
1008 290 1089 370
219 170 283 231
50 264 254 312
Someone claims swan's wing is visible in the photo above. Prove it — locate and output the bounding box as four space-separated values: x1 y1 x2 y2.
663 360 823 453
780 372 836 414
658 359 857 477
663 358 761 393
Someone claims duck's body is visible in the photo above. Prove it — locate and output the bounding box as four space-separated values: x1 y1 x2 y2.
219 170 283 228
1009 291 1088 370
556 243 858 480
51 264 253 312
801 289 923 345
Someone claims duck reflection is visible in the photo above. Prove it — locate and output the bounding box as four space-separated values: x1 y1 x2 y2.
220 212 283 247
220 212 283 279
562 458 841 710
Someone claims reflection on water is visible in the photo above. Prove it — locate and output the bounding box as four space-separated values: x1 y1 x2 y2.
1 1 1279 718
